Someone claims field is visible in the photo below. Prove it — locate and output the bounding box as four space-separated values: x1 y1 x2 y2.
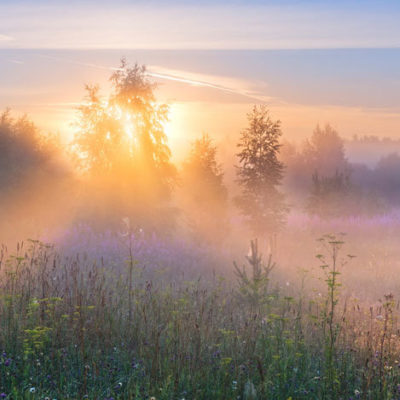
0 215 400 399
1 4 400 398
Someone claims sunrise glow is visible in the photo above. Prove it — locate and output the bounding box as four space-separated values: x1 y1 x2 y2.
1 1 400 398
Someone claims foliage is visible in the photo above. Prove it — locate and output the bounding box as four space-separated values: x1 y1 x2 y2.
235 106 288 238
316 234 352 398
374 152 400 204
180 133 228 244
307 171 386 218
302 124 349 177
307 171 352 217
0 234 397 399
280 125 351 205
233 239 275 311
0 110 63 190
73 60 176 232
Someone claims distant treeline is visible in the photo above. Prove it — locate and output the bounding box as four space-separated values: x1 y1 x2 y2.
1 60 400 243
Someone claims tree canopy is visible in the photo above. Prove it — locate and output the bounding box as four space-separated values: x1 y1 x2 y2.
73 60 176 231
235 106 287 238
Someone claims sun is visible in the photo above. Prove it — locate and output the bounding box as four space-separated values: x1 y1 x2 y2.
161 103 185 152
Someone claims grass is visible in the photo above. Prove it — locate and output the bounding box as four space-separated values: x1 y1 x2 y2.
0 235 399 399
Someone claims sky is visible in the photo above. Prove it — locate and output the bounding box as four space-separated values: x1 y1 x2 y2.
0 0 400 159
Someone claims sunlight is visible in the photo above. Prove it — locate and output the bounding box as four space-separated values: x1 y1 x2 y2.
2 1 400 396
124 122 134 141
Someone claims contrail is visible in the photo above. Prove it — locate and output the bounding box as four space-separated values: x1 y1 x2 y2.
37 53 270 103
146 70 269 103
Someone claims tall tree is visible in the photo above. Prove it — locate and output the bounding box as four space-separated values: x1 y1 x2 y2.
235 106 287 239
180 133 228 244
73 60 176 231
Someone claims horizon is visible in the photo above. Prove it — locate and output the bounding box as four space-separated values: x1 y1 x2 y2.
1 48 400 161
1 0 400 159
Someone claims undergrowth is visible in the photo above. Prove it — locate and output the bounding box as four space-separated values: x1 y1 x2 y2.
0 235 398 399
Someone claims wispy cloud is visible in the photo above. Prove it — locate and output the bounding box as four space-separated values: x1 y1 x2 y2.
146 66 272 103
0 34 14 42
36 54 272 103
7 59 23 64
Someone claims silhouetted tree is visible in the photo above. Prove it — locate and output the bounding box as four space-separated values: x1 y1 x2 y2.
235 106 288 240
303 124 349 177
0 109 71 239
374 153 400 205
73 60 176 232
307 171 351 217
0 109 63 189
281 124 350 203
180 133 228 244
307 170 385 218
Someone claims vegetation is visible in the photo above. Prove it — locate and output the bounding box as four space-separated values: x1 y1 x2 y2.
73 60 176 231
235 106 288 240
0 235 398 399
179 133 228 244
0 110 64 191
2 58 400 399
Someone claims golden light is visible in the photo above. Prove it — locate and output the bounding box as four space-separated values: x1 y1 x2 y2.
99 99 188 155
124 122 134 141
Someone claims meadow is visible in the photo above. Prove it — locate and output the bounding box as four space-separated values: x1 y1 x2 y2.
1 216 400 400
2 1 400 398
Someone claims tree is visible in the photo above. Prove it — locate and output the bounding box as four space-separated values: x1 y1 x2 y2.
235 106 288 240
73 60 176 231
307 171 352 218
374 153 400 205
307 170 385 218
180 133 228 244
0 109 64 190
0 109 71 240
302 124 349 177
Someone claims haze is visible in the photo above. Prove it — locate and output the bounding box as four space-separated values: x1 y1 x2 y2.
1 1 400 398
1 0 400 160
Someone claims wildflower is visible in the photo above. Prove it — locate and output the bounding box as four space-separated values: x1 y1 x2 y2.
29 387 36 394
4 358 11 367
0 394 6 399
354 389 361 396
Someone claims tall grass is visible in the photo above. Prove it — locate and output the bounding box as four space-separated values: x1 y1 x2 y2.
0 235 399 399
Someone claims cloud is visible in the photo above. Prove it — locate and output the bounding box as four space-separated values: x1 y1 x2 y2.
7 59 23 64
0 34 14 42
36 54 273 103
1 2 400 49
146 66 272 103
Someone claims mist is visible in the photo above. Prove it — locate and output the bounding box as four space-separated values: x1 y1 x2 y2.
1 12 400 396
